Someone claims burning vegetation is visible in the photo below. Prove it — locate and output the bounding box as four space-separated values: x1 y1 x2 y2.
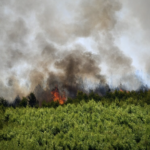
51 87 66 105
0 83 149 108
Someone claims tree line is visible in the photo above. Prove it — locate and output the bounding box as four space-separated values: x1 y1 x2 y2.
0 89 150 109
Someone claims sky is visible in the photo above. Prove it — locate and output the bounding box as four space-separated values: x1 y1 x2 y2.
0 0 150 101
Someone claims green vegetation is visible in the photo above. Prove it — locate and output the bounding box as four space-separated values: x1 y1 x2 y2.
0 99 150 150
0 90 150 149
19 97 28 107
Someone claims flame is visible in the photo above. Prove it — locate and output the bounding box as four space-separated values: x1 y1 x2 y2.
120 89 129 93
120 89 123 92
51 87 66 104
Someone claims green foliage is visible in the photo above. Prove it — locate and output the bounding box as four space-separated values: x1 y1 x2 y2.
0 99 7 129
19 97 28 107
65 97 73 104
0 97 8 107
42 100 60 109
63 89 150 107
77 91 89 102
0 101 150 150
0 105 5 129
88 91 101 102
1 89 150 149
145 90 150 104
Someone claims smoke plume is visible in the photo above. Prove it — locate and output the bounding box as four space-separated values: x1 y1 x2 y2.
0 0 147 102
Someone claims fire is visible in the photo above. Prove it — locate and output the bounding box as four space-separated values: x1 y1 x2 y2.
120 89 124 92
51 87 66 104
120 89 129 93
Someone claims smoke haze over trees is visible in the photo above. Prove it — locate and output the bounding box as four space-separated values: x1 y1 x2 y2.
0 0 150 102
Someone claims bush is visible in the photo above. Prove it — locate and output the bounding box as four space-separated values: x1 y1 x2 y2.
42 101 60 108
0 105 5 129
0 102 150 149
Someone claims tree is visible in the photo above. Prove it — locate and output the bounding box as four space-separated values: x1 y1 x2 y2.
13 95 21 108
145 90 150 105
19 97 28 107
28 93 37 107
0 97 8 107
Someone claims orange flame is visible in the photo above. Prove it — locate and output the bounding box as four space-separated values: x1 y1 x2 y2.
120 89 123 92
120 89 129 93
51 87 66 104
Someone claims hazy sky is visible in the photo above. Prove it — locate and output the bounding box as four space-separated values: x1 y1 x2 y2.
0 0 150 101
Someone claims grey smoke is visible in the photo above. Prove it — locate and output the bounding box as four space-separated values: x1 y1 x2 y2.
0 0 146 102
119 0 150 74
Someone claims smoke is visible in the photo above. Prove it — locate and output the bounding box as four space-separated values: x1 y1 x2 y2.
118 0 150 74
0 0 146 102
74 0 121 36
128 0 150 75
